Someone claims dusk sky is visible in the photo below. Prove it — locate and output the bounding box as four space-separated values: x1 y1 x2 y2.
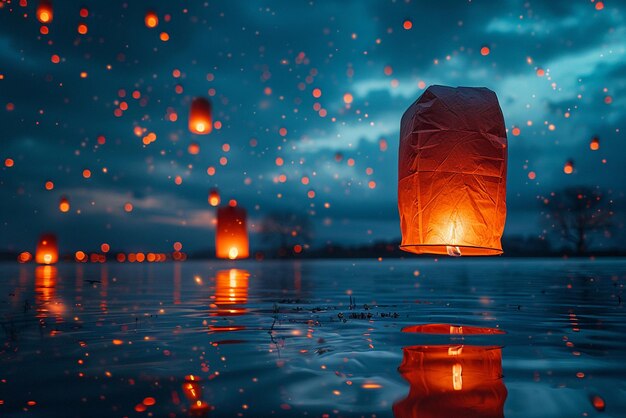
1 0 624 253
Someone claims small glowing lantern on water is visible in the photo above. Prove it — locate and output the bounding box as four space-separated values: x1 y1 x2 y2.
188 98 213 135
35 234 59 264
36 0 53 23
35 265 59 318
399 85 507 256
208 188 220 207
216 203 249 259
393 345 507 418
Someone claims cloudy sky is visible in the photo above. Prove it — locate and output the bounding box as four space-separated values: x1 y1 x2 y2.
1 0 624 253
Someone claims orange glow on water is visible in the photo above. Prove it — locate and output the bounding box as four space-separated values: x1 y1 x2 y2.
393 345 506 417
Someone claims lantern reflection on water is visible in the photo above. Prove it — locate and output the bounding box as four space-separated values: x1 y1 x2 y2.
212 269 249 316
393 345 506 418
399 85 507 256
35 265 60 319
35 233 59 264
188 98 212 135
182 375 210 417
216 204 249 259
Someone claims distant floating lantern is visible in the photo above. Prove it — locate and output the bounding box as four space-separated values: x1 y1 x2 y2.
393 345 507 418
213 269 249 316
188 142 200 155
589 137 600 151
216 204 249 259
563 159 574 174
208 188 220 207
399 85 507 256
144 11 158 28
36 0 53 24
59 196 70 212
189 98 213 135
18 251 33 263
35 233 59 265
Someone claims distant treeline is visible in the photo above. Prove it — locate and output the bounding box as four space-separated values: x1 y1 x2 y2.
3 235 624 262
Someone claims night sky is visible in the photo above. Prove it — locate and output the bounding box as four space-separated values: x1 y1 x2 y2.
1 0 624 253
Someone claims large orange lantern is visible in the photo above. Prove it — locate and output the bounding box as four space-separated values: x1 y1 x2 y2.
188 98 213 135
216 204 249 259
399 85 507 256
35 233 59 264
36 0 53 24
393 345 507 418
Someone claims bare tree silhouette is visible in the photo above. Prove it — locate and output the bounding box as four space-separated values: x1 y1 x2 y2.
540 186 614 255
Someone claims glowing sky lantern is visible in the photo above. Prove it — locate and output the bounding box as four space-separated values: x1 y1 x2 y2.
216 202 249 259
563 159 574 174
35 233 59 264
188 97 213 135
590 136 600 151
144 11 158 28
208 188 220 207
36 0 53 24
59 196 70 212
393 345 507 418
399 85 507 256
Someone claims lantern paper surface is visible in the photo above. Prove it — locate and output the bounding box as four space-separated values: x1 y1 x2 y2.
393 345 507 418
216 205 249 259
399 85 507 256
35 233 59 264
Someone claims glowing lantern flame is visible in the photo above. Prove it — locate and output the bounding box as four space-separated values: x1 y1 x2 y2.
36 0 53 23
399 86 507 256
216 204 249 259
590 137 600 151
563 160 574 174
189 98 213 135
35 233 59 265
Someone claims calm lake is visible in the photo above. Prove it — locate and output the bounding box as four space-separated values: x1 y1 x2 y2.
1 258 625 417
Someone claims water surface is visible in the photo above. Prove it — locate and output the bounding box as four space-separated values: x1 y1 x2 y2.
1 259 625 417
